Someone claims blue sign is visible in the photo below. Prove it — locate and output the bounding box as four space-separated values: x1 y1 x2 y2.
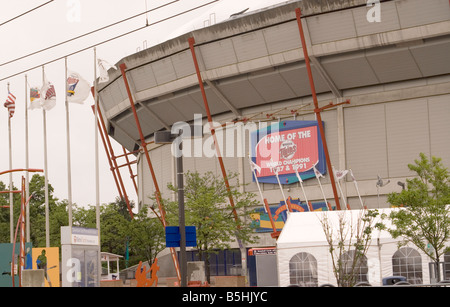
165 226 197 248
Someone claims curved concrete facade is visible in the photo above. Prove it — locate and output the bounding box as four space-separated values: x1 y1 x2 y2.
98 0 450 279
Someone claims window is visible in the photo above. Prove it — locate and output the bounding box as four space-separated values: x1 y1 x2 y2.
443 252 450 280
392 247 423 284
185 249 241 276
289 252 318 287
339 250 369 287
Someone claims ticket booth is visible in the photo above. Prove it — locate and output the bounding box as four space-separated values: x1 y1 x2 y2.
247 247 278 287
61 226 101 287
101 252 122 280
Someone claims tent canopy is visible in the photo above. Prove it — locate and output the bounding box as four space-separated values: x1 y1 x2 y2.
276 209 395 249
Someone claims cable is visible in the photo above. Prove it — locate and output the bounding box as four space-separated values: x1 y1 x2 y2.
0 0 220 82
0 0 180 67
0 0 54 27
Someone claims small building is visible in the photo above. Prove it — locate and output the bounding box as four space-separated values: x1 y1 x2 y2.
101 252 123 281
276 209 445 286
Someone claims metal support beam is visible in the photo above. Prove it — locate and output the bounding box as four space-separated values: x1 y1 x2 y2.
310 56 343 99
121 67 171 130
205 80 242 117
122 146 139 195
138 101 171 130
189 37 249 282
119 63 181 284
188 37 239 223
91 95 134 219
295 8 342 210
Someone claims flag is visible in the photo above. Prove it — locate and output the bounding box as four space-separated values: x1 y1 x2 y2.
97 58 116 84
249 158 261 175
41 77 56 111
67 70 90 104
4 91 16 118
376 175 390 187
29 87 41 110
294 166 303 182
349 169 356 182
350 169 365 209
334 169 348 180
313 164 324 179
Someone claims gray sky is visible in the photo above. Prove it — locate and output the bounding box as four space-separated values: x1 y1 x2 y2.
0 0 290 210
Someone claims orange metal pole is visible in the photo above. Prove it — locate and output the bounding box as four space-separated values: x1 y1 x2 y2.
119 63 181 284
91 105 124 200
0 169 43 176
122 146 138 194
91 103 134 219
295 8 341 210
188 37 240 224
119 64 166 221
0 190 21 194
263 199 280 239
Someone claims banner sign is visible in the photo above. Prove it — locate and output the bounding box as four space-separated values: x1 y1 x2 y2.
251 120 326 184
71 227 99 245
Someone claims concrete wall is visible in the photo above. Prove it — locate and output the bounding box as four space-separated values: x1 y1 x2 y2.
138 77 450 210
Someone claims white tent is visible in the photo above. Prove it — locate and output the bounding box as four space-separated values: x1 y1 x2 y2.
276 209 432 286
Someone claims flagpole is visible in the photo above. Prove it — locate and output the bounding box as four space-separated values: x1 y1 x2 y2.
25 75 30 242
333 166 348 210
294 169 310 211
314 165 329 210
7 82 14 243
42 66 50 248
248 157 265 209
94 48 100 229
272 161 289 215
350 169 365 209
94 47 102 286
65 57 73 227
248 156 278 235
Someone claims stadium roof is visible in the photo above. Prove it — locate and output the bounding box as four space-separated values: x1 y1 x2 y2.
97 0 450 152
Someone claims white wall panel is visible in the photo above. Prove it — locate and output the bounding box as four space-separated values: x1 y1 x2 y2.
344 104 388 180
428 94 450 167
385 98 430 177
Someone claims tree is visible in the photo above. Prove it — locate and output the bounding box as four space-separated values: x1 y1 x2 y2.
0 174 63 247
163 171 259 283
127 206 165 267
27 174 62 247
320 209 384 287
387 153 450 281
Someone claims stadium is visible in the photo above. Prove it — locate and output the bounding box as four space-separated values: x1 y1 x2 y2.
97 0 450 285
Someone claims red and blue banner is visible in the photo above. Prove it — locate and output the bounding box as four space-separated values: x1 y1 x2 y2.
251 120 326 184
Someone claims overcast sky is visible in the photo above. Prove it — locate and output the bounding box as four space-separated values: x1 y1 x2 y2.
0 0 291 210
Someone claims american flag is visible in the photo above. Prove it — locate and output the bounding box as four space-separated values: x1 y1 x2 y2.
4 91 16 118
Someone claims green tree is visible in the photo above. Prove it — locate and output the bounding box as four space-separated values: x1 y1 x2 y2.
387 153 450 281
163 171 258 283
99 198 133 261
0 181 15 243
127 206 165 267
27 174 62 247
